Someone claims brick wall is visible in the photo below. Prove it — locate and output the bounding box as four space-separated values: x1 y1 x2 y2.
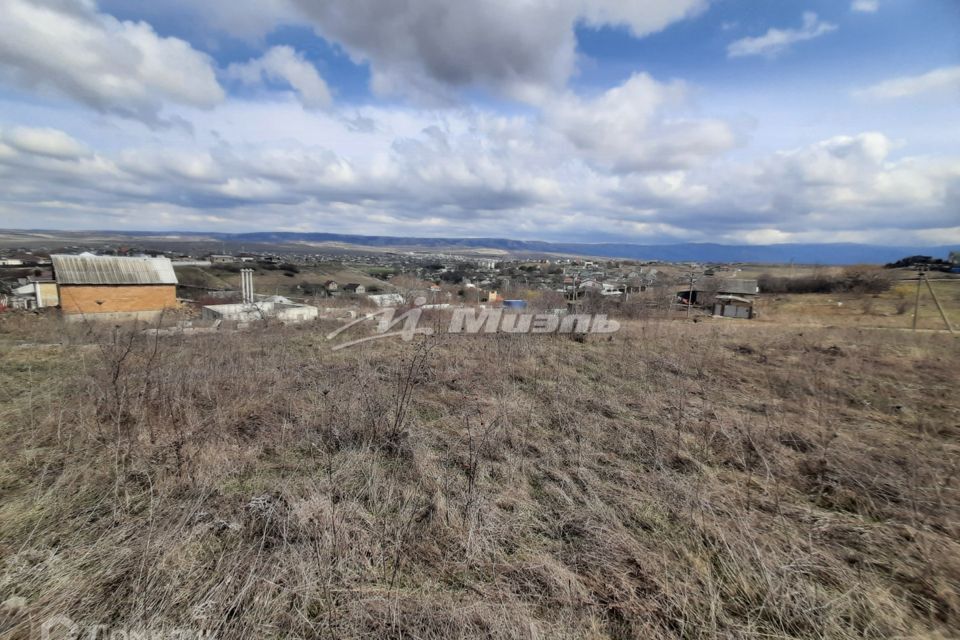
58 285 177 315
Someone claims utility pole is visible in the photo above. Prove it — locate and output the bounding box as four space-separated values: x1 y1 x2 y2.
923 273 955 334
912 270 923 331
686 270 696 319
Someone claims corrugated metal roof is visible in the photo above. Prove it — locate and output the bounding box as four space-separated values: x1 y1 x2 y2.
719 279 759 295
52 254 178 285
698 277 759 295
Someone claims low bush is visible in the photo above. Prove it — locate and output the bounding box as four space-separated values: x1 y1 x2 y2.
760 266 892 294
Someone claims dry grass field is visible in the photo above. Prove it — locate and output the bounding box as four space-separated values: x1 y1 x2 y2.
0 308 958 639
757 278 960 331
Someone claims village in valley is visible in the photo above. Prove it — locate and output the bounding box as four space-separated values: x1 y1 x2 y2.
0 242 740 322
5 236 957 330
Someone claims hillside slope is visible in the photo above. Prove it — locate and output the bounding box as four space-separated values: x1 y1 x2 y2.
0 318 958 638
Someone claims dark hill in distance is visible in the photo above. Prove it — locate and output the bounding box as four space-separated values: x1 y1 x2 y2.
232 232 956 265
1 229 956 265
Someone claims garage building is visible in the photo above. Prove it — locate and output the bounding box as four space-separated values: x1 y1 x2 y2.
52 254 178 321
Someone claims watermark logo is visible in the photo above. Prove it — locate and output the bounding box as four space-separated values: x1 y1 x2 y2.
40 615 77 640
326 301 619 350
40 615 214 639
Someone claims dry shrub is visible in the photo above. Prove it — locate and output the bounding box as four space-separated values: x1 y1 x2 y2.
759 266 893 294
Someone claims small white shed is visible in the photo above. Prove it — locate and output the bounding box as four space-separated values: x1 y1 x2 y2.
713 295 754 319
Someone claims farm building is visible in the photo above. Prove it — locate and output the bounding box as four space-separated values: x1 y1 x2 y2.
678 278 759 305
717 278 760 296
52 254 178 321
713 295 755 319
8 279 59 309
201 300 318 324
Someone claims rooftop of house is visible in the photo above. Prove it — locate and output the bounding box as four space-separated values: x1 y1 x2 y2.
695 277 759 296
51 254 178 286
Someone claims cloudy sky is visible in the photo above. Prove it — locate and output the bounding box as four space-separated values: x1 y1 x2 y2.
0 0 957 244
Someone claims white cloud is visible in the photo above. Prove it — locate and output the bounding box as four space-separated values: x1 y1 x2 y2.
0 0 224 122
3 126 89 159
288 0 707 101
854 65 960 100
543 73 737 172
851 0 879 13
1 109 957 246
727 12 837 58
227 46 332 109
742 133 960 232
27 1 708 106
109 0 708 105
575 0 710 37
95 1 708 102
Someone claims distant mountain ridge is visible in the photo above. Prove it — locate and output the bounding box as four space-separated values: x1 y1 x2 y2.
2 229 957 265
229 232 956 265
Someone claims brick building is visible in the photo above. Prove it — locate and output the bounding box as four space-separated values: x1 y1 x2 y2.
51 254 178 321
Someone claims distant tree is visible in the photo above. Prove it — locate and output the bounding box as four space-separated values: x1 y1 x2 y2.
440 270 465 283
884 255 946 269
